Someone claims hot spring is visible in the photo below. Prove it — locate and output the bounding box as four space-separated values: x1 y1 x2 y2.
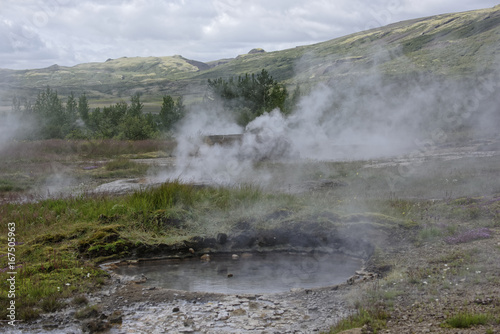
112 252 363 294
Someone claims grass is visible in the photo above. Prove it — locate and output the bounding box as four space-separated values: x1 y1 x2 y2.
0 179 25 192
328 307 389 333
444 311 492 328
96 158 149 178
0 170 418 322
0 181 299 320
0 139 175 203
74 304 101 320
0 139 175 161
0 135 499 330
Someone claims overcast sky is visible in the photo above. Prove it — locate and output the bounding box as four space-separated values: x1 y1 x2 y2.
1 0 498 70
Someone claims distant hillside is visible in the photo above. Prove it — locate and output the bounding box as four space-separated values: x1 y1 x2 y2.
1 5 500 107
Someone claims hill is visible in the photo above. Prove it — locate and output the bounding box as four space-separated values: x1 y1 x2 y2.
1 5 499 107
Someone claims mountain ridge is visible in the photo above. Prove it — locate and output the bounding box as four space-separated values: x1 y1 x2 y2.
1 5 499 106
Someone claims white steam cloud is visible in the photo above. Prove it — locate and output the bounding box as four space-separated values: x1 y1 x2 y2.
0 111 30 152
164 65 499 188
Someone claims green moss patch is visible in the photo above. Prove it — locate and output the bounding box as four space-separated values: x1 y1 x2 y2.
78 226 132 259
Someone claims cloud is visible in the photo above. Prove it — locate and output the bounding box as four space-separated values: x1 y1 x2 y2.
0 0 498 69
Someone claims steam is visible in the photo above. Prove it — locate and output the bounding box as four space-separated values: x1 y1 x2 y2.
0 110 26 153
165 64 499 188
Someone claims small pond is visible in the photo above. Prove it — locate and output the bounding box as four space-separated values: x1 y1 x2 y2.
113 252 362 294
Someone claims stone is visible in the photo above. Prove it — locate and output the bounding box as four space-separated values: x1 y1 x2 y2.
109 310 123 324
81 319 110 333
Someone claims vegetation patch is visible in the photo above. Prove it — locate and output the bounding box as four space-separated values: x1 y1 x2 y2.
0 179 24 192
444 311 492 328
74 304 101 320
78 226 132 259
104 158 140 171
327 307 389 333
444 227 492 244
0 181 296 321
31 233 67 245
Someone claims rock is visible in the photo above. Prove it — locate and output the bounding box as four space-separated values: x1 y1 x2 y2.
200 254 211 262
232 308 247 316
109 310 123 324
81 319 110 333
42 323 59 330
216 311 230 320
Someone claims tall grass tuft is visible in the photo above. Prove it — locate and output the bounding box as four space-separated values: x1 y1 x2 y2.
445 312 491 328
328 307 389 333
128 181 201 212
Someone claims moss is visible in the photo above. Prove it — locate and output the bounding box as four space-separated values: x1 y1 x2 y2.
144 208 189 231
78 225 132 258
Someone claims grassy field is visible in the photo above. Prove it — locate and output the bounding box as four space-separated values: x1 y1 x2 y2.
0 139 499 332
0 139 176 203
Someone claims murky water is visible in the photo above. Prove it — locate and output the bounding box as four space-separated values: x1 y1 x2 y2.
113 252 362 294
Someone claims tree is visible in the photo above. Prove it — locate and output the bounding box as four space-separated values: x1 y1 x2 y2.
128 93 143 117
119 115 155 140
65 92 78 134
16 89 162 140
159 95 185 131
78 93 90 124
33 86 67 138
207 69 289 125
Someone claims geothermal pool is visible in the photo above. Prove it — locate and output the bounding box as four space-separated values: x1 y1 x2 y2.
113 252 362 294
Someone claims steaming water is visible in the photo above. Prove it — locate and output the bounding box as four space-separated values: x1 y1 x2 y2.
113 252 362 294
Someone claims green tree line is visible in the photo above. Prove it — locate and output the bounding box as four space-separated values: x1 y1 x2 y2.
12 87 185 140
10 69 301 140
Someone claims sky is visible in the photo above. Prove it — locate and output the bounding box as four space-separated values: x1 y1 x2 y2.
0 0 498 70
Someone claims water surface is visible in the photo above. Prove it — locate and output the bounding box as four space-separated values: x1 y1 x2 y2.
113 252 362 294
